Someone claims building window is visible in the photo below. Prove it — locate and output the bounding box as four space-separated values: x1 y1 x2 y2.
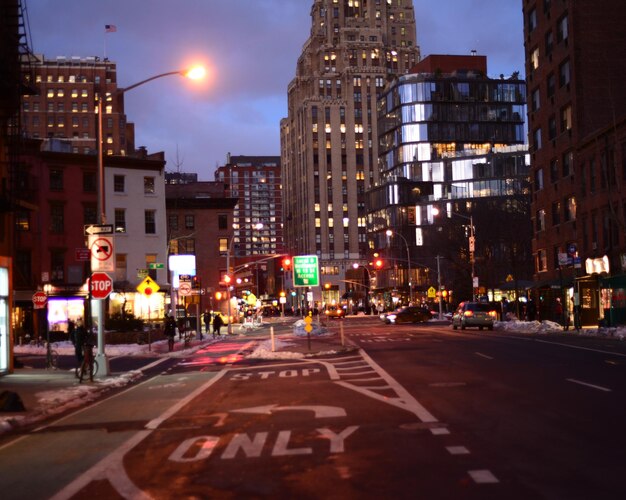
548 116 556 140
547 73 555 98
219 237 228 256
562 151 573 177
114 175 125 193
51 249 65 282
559 60 570 87
185 215 195 230
83 171 96 192
545 30 553 56
537 249 547 273
115 209 126 233
168 214 178 231
565 196 576 222
531 88 540 112
530 47 539 72
146 254 157 280
533 128 542 150
536 209 546 232
534 167 544 191
218 214 228 230
115 254 127 281
144 176 155 194
550 159 558 183
179 239 195 254
15 210 30 231
50 203 64 233
145 210 156 234
83 204 97 225
49 168 63 191
561 105 572 131
557 14 569 43
551 201 561 226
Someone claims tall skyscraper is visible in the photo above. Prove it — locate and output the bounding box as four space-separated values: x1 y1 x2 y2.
281 0 420 300
523 0 626 326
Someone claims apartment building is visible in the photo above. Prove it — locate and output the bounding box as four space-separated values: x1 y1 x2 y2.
369 54 531 305
20 54 134 156
523 0 626 325
281 0 420 302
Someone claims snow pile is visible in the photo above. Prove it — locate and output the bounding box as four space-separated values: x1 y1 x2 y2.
494 319 626 339
246 338 304 360
292 319 330 337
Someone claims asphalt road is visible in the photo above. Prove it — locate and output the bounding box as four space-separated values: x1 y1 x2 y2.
1 319 625 499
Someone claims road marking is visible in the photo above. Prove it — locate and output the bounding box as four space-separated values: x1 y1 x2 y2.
231 404 347 418
566 378 612 392
446 446 470 455
430 427 450 435
507 335 626 357
322 349 439 423
468 469 499 484
475 352 494 360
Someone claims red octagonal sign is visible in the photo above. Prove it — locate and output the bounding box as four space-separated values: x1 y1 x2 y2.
91 272 113 299
32 291 47 309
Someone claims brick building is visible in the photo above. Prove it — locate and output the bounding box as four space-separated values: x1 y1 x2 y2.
523 0 626 325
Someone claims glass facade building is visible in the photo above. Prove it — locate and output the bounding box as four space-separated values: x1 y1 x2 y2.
368 56 533 305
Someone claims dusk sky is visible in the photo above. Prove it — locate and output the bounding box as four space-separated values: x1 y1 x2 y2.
26 0 525 180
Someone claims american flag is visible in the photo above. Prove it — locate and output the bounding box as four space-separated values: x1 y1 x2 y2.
105 24 117 33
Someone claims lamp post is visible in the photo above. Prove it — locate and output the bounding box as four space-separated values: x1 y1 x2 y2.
386 230 413 304
352 263 373 314
254 222 263 296
95 65 205 376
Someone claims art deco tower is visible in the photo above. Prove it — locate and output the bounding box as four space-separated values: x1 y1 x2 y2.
281 0 420 299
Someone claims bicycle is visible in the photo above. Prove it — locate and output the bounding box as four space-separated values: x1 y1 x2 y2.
45 341 58 369
76 343 99 383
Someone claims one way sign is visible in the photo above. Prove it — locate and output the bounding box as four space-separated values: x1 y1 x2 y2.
84 224 114 236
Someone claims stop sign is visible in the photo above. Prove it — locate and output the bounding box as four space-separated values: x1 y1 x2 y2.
32 291 47 309
91 272 113 299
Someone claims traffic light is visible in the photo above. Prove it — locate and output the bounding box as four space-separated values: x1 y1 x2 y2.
282 257 291 271
192 276 201 289
222 274 231 284
215 291 222 300
374 259 383 269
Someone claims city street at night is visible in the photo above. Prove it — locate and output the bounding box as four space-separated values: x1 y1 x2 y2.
1 317 625 499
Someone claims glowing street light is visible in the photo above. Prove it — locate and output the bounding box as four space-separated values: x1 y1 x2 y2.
386 229 413 304
95 65 206 377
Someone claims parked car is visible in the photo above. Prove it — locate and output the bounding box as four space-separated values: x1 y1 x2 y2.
380 306 432 324
452 302 497 330
324 306 345 319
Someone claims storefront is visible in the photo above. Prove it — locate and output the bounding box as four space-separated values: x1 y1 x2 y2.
0 258 12 375
599 274 626 327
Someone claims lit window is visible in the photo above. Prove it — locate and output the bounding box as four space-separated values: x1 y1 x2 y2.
144 176 155 194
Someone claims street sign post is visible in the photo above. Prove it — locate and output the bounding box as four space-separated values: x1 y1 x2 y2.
136 276 160 297
293 255 320 287
90 272 113 300
89 235 115 272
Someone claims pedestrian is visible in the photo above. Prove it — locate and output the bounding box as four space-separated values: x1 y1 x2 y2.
177 317 186 341
202 310 211 338
554 298 563 325
164 314 176 352
212 312 224 338
526 299 537 321
70 319 87 364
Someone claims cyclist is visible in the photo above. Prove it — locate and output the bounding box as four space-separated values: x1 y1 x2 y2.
70 319 87 365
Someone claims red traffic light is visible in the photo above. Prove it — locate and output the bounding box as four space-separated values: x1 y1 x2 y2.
282 257 291 269
374 259 383 268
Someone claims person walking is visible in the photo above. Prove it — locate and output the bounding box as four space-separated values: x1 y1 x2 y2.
164 314 176 352
203 310 211 338
70 319 87 365
212 312 224 338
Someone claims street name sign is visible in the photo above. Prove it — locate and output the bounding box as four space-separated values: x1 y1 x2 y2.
84 224 114 236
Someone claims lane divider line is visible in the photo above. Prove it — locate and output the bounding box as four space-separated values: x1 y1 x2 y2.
566 378 612 392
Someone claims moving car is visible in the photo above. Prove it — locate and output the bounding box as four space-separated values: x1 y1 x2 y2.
380 306 432 324
324 306 345 319
452 302 497 330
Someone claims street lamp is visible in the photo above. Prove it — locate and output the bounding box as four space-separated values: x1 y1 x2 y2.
352 263 373 314
253 222 263 296
385 230 413 304
94 65 205 376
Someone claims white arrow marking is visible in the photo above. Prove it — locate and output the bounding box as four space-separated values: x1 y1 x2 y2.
231 404 346 418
